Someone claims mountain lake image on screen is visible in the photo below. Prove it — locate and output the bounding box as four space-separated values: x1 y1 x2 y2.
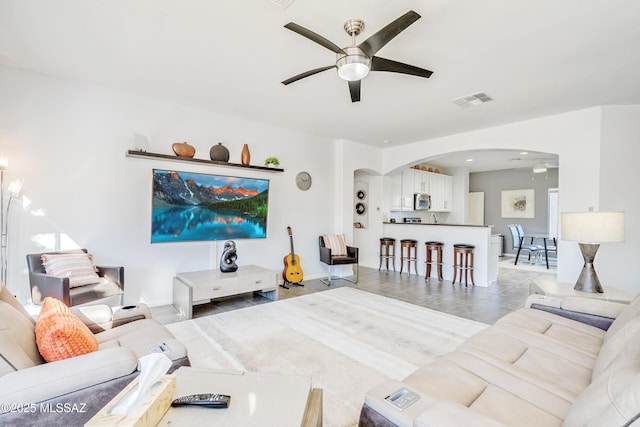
151 169 269 243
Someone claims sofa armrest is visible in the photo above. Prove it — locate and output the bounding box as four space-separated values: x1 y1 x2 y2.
319 246 332 264
96 265 124 290
72 304 115 333
526 294 626 330
0 347 138 408
29 272 70 305
414 401 509 427
347 245 359 261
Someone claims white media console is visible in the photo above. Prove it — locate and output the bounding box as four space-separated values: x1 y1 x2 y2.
173 265 278 319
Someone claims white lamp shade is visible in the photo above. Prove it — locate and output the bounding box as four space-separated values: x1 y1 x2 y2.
561 211 625 243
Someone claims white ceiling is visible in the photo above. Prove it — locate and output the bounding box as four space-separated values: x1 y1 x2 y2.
1 0 639 172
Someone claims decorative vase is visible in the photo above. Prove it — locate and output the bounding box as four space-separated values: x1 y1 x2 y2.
241 144 250 166
172 142 195 158
220 241 238 273
209 142 230 162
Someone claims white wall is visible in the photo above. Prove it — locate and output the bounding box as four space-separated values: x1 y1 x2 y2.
598 106 640 291
1 66 336 305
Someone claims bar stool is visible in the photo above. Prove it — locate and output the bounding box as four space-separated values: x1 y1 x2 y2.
425 241 444 281
400 239 419 275
453 244 475 286
378 237 396 271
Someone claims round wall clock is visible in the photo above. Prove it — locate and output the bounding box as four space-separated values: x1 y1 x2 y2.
295 171 312 191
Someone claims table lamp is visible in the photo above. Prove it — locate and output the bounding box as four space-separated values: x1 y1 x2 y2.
560 211 625 293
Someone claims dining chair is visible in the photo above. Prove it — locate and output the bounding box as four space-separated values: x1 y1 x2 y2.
508 224 539 263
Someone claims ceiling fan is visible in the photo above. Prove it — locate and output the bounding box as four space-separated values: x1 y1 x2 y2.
281 10 433 102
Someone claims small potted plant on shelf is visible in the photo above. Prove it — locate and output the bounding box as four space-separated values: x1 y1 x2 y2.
264 157 280 168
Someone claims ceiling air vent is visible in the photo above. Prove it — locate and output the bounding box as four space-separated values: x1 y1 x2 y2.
452 92 493 108
270 0 295 8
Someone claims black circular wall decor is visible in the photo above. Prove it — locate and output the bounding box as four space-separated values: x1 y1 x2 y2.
356 189 366 200
355 202 366 215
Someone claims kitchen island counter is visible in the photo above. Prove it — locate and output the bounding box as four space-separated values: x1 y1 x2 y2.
382 223 497 286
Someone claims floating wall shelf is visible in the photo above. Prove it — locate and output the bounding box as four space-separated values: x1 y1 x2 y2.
126 150 284 173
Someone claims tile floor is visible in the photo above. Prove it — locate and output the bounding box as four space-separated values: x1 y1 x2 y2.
151 258 557 325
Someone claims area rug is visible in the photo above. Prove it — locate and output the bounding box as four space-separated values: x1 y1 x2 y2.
166 287 488 427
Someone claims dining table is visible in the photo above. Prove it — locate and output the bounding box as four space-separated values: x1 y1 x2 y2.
514 234 556 269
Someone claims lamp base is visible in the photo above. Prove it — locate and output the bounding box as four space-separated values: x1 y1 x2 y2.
574 243 603 293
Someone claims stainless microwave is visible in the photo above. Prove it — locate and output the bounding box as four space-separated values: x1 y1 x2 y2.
414 193 431 210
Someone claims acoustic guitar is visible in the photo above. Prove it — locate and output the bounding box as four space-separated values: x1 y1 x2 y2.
282 226 303 287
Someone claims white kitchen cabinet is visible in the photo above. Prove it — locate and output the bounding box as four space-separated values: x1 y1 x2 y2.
388 168 452 212
389 172 402 210
430 173 453 212
413 169 430 193
401 169 415 210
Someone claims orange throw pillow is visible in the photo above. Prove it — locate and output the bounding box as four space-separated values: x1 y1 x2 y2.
35 297 99 362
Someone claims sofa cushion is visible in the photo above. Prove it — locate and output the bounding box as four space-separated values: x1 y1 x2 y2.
494 309 605 356
0 301 44 374
563 354 640 427
458 328 593 397
41 253 101 288
403 353 568 426
322 234 347 256
603 292 640 340
35 297 98 362
592 315 640 380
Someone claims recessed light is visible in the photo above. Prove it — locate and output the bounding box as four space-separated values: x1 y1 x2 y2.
520 151 529 155
466 158 474 162
383 139 390 144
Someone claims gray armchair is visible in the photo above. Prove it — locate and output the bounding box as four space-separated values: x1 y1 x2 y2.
26 249 124 307
319 236 359 286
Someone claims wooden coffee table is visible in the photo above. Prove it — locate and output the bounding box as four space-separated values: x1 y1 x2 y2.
158 367 322 426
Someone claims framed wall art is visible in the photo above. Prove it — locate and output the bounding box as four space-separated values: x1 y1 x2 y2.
151 169 269 243
501 189 535 218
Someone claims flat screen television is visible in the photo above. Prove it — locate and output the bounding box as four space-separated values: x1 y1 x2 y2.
151 169 269 243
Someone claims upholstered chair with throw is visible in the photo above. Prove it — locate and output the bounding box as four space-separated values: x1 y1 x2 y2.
0 281 189 426
26 249 124 307
319 234 359 286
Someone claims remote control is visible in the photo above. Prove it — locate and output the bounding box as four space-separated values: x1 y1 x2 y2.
171 393 231 408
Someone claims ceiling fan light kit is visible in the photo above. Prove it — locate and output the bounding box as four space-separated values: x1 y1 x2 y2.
532 163 548 173
336 47 371 81
282 10 433 102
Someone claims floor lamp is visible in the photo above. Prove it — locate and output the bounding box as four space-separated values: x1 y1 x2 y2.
0 154 22 285
560 211 625 293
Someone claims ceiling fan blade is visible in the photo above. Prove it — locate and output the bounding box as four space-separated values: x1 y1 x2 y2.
282 65 336 85
348 80 361 103
371 56 433 78
284 23 346 54
358 10 421 57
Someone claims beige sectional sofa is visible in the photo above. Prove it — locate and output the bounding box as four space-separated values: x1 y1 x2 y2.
360 292 640 427
0 282 189 426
